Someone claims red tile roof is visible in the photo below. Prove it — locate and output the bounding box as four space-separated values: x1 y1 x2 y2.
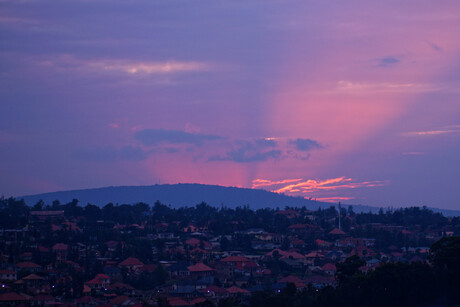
31 294 54 301
220 256 250 262
279 275 303 283
52 243 68 251
189 297 206 304
305 251 324 258
322 263 337 271
16 261 41 269
167 297 190 306
329 228 346 235
281 251 305 260
30 210 64 216
119 257 144 267
22 274 44 280
0 269 15 274
0 292 28 301
226 286 250 294
185 238 200 246
109 295 131 305
187 263 215 272
76 296 100 304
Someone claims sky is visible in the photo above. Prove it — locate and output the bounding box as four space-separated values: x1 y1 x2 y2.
1 0 459 210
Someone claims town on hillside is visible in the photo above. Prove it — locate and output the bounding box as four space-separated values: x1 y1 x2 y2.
0 197 459 306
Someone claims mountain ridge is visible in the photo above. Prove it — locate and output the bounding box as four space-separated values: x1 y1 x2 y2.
17 183 460 217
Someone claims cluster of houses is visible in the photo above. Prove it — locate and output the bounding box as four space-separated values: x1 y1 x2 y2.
0 207 457 306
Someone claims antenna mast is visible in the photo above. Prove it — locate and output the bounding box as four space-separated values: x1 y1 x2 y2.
338 202 342 230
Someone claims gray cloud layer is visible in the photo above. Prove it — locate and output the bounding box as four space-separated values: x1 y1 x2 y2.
209 139 282 163
135 129 223 146
289 138 323 151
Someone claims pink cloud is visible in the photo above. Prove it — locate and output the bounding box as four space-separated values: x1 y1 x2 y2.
252 177 388 200
315 197 355 202
252 178 303 188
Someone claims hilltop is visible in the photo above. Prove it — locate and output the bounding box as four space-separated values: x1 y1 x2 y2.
18 183 460 216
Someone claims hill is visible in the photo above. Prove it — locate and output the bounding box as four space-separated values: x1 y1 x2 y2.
20 184 324 210
18 183 460 216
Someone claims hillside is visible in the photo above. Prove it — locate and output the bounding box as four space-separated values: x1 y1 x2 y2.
20 184 324 210
19 183 460 216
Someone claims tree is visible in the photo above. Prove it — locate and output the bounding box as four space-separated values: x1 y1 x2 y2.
336 255 365 283
429 236 460 303
33 200 44 211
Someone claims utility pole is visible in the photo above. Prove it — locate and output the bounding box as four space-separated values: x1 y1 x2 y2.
338 202 342 230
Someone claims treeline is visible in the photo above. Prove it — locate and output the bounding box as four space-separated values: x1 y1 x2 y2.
248 237 460 307
0 196 457 232
354 206 448 227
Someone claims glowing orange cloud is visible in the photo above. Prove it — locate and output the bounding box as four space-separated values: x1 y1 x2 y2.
38 55 213 75
252 177 388 200
315 197 355 203
402 126 460 136
273 177 351 194
252 178 303 188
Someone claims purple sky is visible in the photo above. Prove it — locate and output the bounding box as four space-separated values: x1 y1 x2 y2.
1 1 459 210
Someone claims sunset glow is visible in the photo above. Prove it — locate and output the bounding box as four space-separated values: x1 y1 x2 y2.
1 0 459 209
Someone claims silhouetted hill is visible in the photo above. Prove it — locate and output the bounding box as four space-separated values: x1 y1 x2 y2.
18 183 460 216
20 184 324 209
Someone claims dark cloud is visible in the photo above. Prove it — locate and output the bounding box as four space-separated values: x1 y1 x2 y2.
135 129 223 146
378 57 400 67
209 139 281 163
289 138 322 151
210 149 282 163
255 138 277 147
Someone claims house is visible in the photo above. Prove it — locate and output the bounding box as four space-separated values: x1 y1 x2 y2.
280 257 303 270
220 255 251 270
85 273 110 291
16 261 41 273
118 257 144 271
167 297 191 307
108 295 136 306
0 292 28 304
0 270 17 281
305 251 325 264
108 282 135 296
278 275 307 289
29 210 64 223
315 239 332 248
185 238 201 249
170 283 200 298
167 261 190 278
321 263 337 276
304 275 336 289
195 276 215 289
22 274 47 293
187 263 215 278
52 243 69 261
104 266 123 281
31 294 56 306
329 228 346 236
200 285 228 299
291 239 306 248
226 286 250 297
288 224 318 234
275 209 300 219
